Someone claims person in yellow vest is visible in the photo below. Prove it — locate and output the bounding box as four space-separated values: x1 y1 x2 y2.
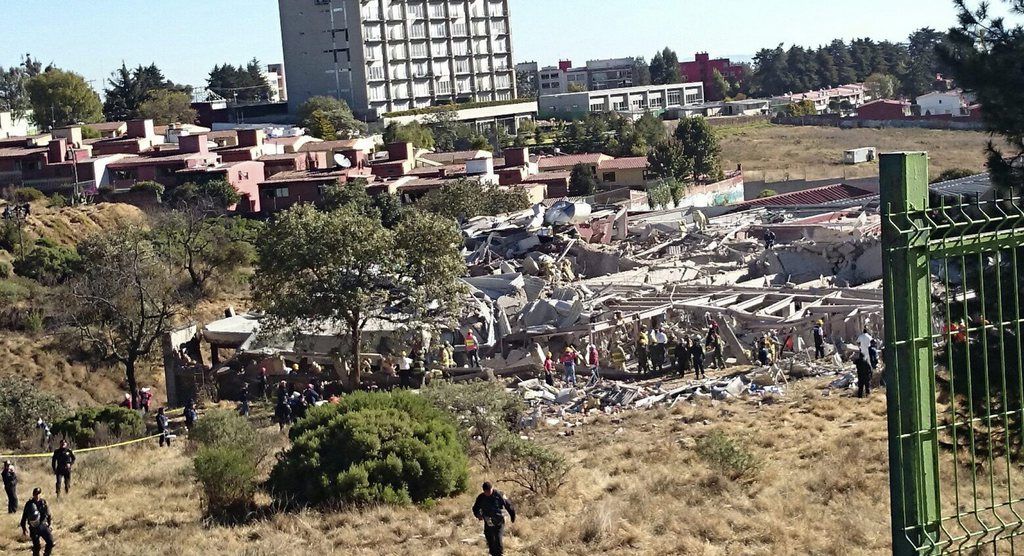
465 331 480 368
611 343 627 372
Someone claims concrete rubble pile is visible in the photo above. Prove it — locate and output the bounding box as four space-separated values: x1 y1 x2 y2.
455 196 887 413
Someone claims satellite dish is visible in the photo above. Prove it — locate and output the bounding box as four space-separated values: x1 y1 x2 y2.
334 153 352 168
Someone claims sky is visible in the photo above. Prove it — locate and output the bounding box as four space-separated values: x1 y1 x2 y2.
0 0 975 94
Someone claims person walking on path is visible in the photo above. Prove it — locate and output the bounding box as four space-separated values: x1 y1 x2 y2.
2 461 17 514
51 441 74 499
585 343 601 387
156 407 172 447
20 487 54 556
472 482 516 556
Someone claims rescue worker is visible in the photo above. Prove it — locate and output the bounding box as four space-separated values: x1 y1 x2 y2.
472 482 516 556
238 383 250 417
412 350 426 387
156 407 171 448
2 460 17 514
690 337 706 379
710 332 726 370
465 331 481 368
138 388 152 414
560 347 577 387
20 487 53 556
543 352 555 387
50 441 74 499
855 351 873 398
635 334 650 378
869 339 880 370
611 343 627 373
183 401 197 431
438 342 455 369
303 383 321 405
857 327 874 361
812 320 826 359
650 328 668 374
275 381 292 431
764 228 776 250
677 337 692 376
586 343 601 387
757 339 771 366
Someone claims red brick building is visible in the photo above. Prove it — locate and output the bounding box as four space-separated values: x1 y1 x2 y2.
856 99 912 120
679 53 746 100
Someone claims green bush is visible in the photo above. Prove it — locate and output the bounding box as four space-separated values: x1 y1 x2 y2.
0 376 68 448
757 189 778 198
130 180 165 197
48 194 67 209
0 220 22 252
52 406 145 448
0 262 10 280
422 380 525 463
190 412 265 522
189 409 268 465
696 430 762 481
268 390 469 507
492 434 570 497
11 188 45 203
13 238 81 284
194 445 258 522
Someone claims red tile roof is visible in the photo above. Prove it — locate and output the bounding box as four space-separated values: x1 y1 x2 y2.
600 156 648 170
523 170 572 182
538 154 608 170
733 184 875 210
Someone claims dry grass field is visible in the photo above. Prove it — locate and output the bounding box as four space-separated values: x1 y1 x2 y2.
0 379 896 556
701 121 997 182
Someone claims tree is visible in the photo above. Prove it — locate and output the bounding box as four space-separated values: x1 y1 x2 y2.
103 63 187 122
709 69 730 101
674 117 722 181
828 40 859 85
569 163 598 196
416 179 530 221
634 111 667 146
786 99 818 116
164 179 241 211
207 59 272 104
814 47 840 88
632 57 652 86
941 0 1024 190
903 28 949 98
650 48 682 85
306 109 337 140
0 54 44 120
296 96 365 138
62 225 181 408
252 205 465 387
648 138 692 181
383 121 434 149
515 68 537 99
864 73 899 100
151 209 257 296
322 178 405 228
25 69 103 130
137 90 196 125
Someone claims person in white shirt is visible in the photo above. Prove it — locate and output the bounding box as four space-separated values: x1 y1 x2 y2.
857 328 874 360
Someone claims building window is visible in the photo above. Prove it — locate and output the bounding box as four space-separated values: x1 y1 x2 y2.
603 172 616 183
667 91 681 105
410 42 428 58
269 187 289 198
431 22 447 36
408 3 425 17
410 22 427 38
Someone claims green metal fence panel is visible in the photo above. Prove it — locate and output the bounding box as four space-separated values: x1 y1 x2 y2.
882 152 1024 554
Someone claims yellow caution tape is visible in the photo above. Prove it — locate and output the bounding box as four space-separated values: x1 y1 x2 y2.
0 434 164 459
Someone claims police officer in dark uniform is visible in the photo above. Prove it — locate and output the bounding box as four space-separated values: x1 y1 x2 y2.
20 487 54 556
472 482 516 556
2 460 17 513
51 441 75 498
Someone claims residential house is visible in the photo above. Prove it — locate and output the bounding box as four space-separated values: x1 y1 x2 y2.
916 91 967 116
857 99 912 119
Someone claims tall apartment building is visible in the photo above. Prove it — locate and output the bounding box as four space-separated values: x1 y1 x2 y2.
278 0 517 120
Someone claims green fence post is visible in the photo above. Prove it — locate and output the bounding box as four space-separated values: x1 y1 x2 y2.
881 152 941 554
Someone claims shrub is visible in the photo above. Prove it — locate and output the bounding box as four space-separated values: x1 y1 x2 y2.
189 410 268 465
130 180 165 197
0 262 10 280
0 220 22 252
0 376 68 448
696 430 762 481
758 189 778 198
48 194 67 208
52 406 145 448
492 435 570 497
13 238 81 284
268 390 469 508
422 380 525 463
194 445 258 522
11 188 45 203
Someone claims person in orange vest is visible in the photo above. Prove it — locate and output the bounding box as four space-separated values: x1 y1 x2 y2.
465 331 480 368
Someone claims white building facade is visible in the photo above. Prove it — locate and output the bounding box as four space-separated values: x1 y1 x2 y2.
278 0 517 120
916 91 967 116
